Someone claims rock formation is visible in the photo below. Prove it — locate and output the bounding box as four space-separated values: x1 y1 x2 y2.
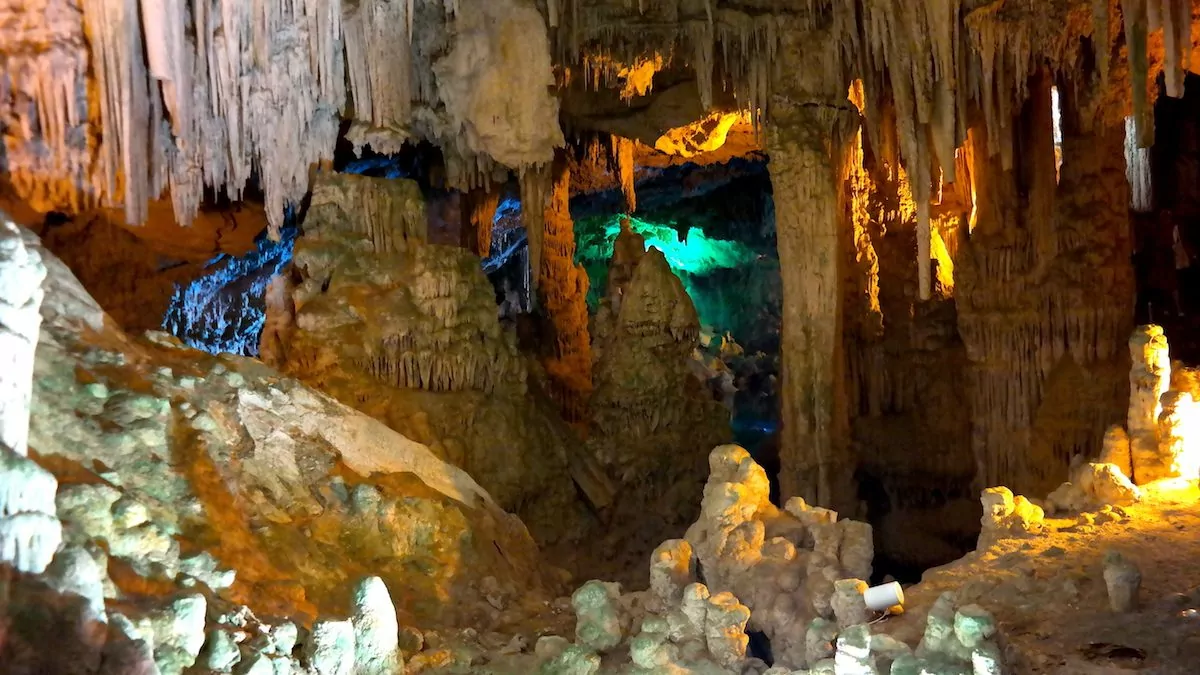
6 2 1200 673
536 156 594 422
583 232 730 586
263 172 596 563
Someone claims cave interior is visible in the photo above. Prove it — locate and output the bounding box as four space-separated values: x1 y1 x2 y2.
3 1 1200 674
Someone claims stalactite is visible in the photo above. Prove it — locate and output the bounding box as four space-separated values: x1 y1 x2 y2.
1158 0 1191 99
689 19 715 111
343 0 413 129
1121 0 1154 147
538 157 593 422
520 164 552 295
612 136 637 213
83 0 154 226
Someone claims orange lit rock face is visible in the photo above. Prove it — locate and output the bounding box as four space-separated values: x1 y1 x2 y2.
573 52 665 102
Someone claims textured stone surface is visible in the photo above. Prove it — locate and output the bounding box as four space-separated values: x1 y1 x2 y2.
23 226 560 628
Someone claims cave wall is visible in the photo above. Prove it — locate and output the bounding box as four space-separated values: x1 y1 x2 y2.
843 127 978 576
956 74 1134 499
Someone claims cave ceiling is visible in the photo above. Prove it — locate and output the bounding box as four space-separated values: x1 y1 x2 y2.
0 0 1195 238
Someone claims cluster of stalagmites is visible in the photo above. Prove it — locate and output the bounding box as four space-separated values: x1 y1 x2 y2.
271 174 525 395
1038 325 1200 516
456 445 1004 674
0 219 62 575
976 324 1200 544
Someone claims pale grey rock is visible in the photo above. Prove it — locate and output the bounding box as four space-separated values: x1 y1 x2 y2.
304 619 356 675
1103 550 1142 612
350 576 402 674
831 579 871 628
204 629 243 671
538 644 601 675
572 580 624 652
952 605 996 649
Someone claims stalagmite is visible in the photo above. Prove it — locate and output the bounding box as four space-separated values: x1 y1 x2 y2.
1128 326 1171 484
613 136 637 214
277 173 525 399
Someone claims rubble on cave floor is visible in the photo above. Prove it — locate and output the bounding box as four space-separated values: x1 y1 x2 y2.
888 479 1200 675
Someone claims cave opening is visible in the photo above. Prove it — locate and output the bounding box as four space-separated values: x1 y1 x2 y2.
570 153 783 501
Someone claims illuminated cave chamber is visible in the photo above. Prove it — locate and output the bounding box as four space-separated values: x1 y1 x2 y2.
6 2 1200 674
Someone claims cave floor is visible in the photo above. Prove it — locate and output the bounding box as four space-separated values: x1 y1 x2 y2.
880 480 1200 674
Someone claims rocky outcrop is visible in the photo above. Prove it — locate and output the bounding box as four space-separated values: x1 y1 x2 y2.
414 446 1009 674
265 172 595 558
23 223 561 629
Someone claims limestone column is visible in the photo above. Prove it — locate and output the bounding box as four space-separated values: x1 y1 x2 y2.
767 36 860 514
